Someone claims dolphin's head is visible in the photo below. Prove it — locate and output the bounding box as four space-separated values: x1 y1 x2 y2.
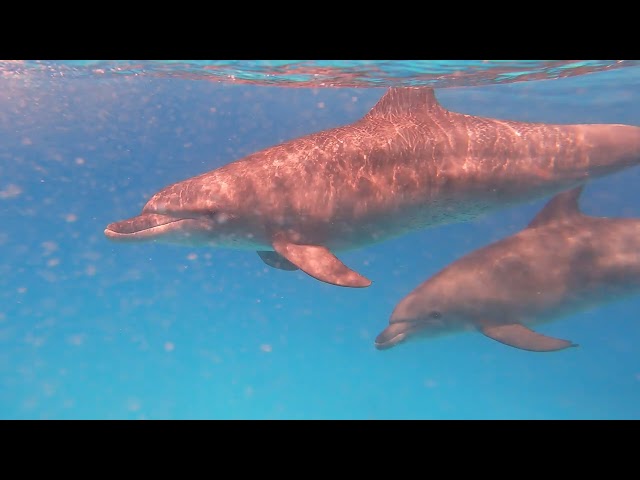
104 179 264 248
374 275 470 350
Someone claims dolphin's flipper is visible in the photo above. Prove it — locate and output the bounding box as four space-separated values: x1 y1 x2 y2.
257 251 299 271
479 323 578 352
271 238 371 288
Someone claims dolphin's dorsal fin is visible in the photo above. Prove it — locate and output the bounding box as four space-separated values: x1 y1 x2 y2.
527 186 585 229
363 87 446 120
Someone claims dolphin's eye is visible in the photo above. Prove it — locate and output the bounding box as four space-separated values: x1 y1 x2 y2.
429 311 442 319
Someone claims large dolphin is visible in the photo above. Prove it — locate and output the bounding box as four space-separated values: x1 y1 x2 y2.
375 186 640 352
104 87 640 288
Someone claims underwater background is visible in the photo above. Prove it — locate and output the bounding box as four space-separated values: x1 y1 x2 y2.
1 60 639 419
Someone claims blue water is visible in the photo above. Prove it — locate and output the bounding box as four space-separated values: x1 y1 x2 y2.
1 61 640 419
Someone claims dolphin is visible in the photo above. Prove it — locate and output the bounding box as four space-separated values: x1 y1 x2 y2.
375 185 640 352
104 87 640 288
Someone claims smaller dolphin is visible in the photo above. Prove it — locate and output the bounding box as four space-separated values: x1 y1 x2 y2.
375 186 640 352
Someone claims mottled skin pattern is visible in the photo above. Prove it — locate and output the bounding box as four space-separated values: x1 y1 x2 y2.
105 87 640 287
375 186 640 352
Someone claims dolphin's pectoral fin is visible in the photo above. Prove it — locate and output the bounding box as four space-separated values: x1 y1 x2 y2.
479 323 578 352
271 238 371 288
257 251 299 271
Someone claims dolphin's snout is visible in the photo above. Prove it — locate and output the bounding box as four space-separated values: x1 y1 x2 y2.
105 220 139 235
374 322 412 350
104 213 182 241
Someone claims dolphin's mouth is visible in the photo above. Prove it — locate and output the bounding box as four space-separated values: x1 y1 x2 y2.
374 322 415 350
104 213 187 242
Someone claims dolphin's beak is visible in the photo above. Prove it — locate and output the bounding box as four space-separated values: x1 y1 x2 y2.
104 213 184 242
374 322 414 350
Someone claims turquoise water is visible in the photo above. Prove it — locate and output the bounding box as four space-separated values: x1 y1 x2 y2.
1 61 639 419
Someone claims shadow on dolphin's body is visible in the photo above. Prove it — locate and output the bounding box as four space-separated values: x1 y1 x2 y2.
375 185 640 352
105 87 640 288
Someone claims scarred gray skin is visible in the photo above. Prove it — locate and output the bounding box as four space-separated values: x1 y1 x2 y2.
375 186 640 352
104 87 640 287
